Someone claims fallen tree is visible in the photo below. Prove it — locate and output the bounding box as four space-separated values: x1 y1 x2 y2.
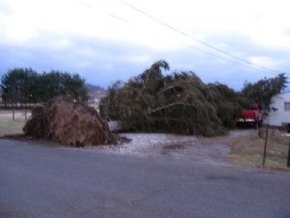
100 61 228 136
23 97 121 146
100 61 287 136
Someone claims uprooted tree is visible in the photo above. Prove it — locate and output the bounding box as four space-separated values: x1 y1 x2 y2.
100 60 288 136
23 97 120 146
100 60 241 136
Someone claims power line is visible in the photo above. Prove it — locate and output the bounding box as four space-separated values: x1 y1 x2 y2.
120 0 282 74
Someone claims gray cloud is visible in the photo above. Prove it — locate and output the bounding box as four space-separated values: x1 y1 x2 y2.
0 34 154 87
0 32 289 90
161 34 290 90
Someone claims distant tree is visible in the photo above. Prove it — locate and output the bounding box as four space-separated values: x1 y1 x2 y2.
37 71 63 101
241 73 288 110
62 73 89 102
1 69 89 105
0 68 38 119
0 68 38 105
39 71 89 102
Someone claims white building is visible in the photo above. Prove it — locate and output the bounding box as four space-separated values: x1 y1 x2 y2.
268 92 290 126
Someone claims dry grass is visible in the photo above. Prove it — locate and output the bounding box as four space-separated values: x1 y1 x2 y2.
0 110 30 136
228 129 290 170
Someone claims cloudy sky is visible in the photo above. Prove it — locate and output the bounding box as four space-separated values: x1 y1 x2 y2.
0 0 290 90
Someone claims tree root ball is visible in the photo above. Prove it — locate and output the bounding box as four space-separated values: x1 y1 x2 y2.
23 97 122 146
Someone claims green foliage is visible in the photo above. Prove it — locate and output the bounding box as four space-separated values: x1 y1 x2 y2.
100 61 288 136
0 68 38 104
1 69 89 104
36 71 89 102
207 83 242 128
241 73 287 110
100 61 226 136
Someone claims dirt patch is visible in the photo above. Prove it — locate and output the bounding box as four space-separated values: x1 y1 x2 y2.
161 144 185 155
199 130 255 145
163 144 185 150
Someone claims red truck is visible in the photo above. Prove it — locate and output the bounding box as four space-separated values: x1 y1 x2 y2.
236 103 263 128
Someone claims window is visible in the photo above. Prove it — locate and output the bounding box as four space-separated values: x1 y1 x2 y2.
284 102 290 111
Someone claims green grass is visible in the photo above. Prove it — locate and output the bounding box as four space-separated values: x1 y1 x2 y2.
228 133 290 170
0 110 29 136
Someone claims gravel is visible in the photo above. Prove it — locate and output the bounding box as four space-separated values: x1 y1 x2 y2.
94 133 232 166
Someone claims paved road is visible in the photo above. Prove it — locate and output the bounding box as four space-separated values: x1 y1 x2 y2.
0 139 290 218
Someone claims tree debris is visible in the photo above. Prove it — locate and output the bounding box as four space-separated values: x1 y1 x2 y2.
23 97 125 146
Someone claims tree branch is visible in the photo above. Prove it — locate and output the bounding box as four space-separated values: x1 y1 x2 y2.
148 95 191 114
136 69 151 100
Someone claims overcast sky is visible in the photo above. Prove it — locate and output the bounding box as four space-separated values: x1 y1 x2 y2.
0 0 290 90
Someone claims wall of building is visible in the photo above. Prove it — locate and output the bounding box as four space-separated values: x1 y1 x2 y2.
268 92 290 126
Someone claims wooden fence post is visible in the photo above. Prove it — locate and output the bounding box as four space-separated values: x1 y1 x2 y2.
262 125 269 167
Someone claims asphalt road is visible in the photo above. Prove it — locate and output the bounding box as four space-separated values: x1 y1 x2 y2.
0 139 290 218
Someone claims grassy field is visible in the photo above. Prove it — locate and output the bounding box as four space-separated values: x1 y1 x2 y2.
0 110 30 136
228 129 290 170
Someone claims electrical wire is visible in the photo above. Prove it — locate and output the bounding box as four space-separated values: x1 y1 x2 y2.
120 0 283 74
